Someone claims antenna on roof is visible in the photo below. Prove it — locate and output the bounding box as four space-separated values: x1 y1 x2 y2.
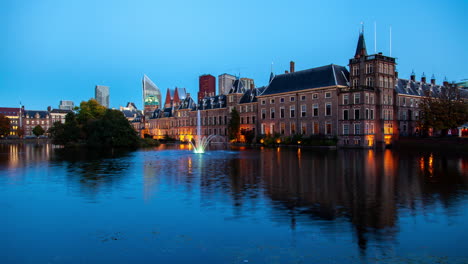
374 21 377 53
389 26 392 57
361 21 364 33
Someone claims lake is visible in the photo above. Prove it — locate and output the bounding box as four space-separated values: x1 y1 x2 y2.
1 143 467 263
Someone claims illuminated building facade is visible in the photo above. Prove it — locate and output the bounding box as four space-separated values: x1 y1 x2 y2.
0 107 21 136
138 31 467 147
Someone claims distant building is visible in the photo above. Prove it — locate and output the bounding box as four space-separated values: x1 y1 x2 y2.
50 108 72 124
240 78 255 90
142 75 162 116
59 100 74 111
23 109 51 136
119 102 143 122
218 73 236 95
0 107 22 136
198 74 216 100
95 85 110 108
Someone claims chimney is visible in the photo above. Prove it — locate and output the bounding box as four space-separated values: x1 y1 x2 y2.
285 70 289 74
421 72 426 84
290 61 295 73
47 106 51 112
395 70 399 79
410 71 415 82
430 74 436 85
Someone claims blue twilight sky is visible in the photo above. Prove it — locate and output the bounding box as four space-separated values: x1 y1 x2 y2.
1 0 467 110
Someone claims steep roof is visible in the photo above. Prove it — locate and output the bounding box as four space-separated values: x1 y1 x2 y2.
395 79 468 99
261 64 349 96
23 110 49 119
178 96 196 110
355 33 368 57
229 79 245 94
197 95 226 110
239 86 266 104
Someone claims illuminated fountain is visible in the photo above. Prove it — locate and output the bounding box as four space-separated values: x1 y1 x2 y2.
190 110 217 154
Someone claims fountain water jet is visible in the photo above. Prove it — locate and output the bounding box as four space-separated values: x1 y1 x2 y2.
190 110 217 153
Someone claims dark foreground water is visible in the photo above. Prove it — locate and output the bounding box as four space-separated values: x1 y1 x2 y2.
1 143 467 264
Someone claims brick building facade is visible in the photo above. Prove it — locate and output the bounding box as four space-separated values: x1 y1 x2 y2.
139 32 467 147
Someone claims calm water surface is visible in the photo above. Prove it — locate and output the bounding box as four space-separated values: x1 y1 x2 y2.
1 143 467 263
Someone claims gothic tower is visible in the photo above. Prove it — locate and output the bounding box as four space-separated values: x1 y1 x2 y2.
342 30 397 147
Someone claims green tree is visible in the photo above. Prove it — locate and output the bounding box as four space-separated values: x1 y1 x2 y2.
49 100 140 148
0 114 10 137
228 108 240 141
77 99 106 124
419 85 468 136
32 125 45 137
86 109 139 147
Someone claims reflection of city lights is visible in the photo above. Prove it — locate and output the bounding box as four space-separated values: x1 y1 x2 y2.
428 153 434 177
383 149 395 176
188 157 192 174
9 145 19 168
276 147 280 152
419 157 425 171
276 139 281 144
367 149 374 164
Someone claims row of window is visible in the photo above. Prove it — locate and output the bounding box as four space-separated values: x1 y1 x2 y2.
261 92 332 105
399 97 419 107
342 108 375 120
240 116 256 124
351 64 394 76
25 120 49 125
261 103 333 119
351 77 394 88
342 93 375 105
261 122 332 135
342 123 375 135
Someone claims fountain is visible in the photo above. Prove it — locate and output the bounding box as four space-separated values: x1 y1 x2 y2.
190 110 217 154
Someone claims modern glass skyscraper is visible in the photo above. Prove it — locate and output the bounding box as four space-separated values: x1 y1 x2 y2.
142 75 161 116
95 85 110 108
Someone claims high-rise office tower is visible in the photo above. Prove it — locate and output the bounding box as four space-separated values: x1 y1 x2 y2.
95 85 110 108
198 74 216 101
218 73 236 95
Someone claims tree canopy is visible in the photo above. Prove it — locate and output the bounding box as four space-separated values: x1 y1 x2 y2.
419 85 468 135
0 114 10 137
48 99 140 147
227 108 240 141
32 125 45 137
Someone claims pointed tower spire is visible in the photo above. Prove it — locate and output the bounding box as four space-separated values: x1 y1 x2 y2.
354 31 368 58
269 62 275 83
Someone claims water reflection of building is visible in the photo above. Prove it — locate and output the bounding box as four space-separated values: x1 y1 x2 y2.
0 143 52 170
